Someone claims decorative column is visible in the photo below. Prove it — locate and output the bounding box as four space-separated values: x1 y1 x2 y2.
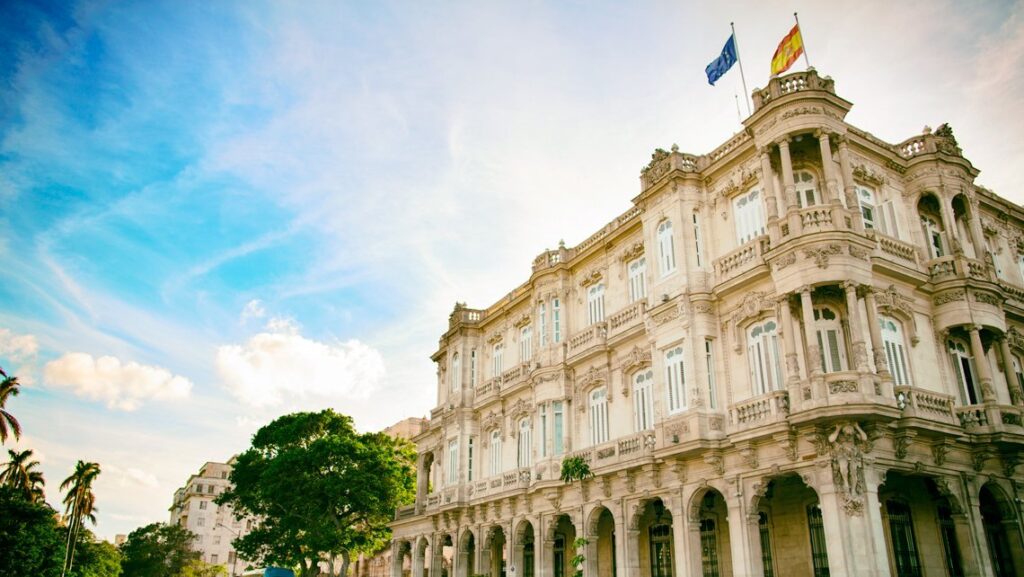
669 495 689 577
862 288 891 379
539 518 554 577
760 146 781 242
836 135 865 232
779 293 801 383
392 542 405 577
624 519 641 577
998 336 1024 405
816 129 841 204
799 286 822 377
413 539 425 577
613 509 627 577
966 197 989 268
967 325 996 402
843 282 870 373
725 491 764 577
430 534 445 577
778 136 801 234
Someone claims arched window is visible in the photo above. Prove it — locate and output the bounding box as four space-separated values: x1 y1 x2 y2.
734 188 767 244
880 316 912 385
857 185 877 230
517 417 532 468
489 430 502 476
693 211 704 268
814 306 847 373
588 284 606 325
590 387 609 445
450 353 461 391
921 215 944 259
665 346 686 413
446 439 458 486
748 320 783 394
520 325 533 363
658 221 677 276
948 339 980 405
633 370 654 431
795 170 821 207
492 343 504 377
628 257 647 303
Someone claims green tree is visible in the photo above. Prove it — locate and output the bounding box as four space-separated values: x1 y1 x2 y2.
61 461 102 577
119 522 199 577
67 530 122 577
181 559 227 577
1 448 47 502
218 410 416 577
0 485 63 577
0 366 22 443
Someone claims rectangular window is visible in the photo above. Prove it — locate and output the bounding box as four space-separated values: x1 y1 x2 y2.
705 339 717 409
467 437 475 482
734 189 767 245
214 535 221 545
520 325 533 363
587 284 606 325
540 405 548 458
590 388 609 445
492 344 503 377
628 257 647 303
857 185 877 230
447 439 458 486
759 512 775 577
539 302 548 347
633 371 654 431
490 432 502 476
658 221 677 276
880 317 912 386
470 349 477 387
665 346 686 413
517 419 532 468
199 501 207 510
886 501 922 577
986 236 1004 279
211 554 218 564
553 299 562 343
693 212 704 268
553 402 564 455
875 200 901 239
807 505 830 577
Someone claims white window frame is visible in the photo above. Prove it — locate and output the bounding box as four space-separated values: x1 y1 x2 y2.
734 188 767 245
657 220 677 276
517 418 532 468
589 387 609 445
880 316 912 386
693 211 704 268
587 284 606 325
795 170 821 208
520 325 533 363
857 185 877 230
628 257 647 303
948 339 980 405
539 302 548 347
447 439 458 486
492 343 503 378
470 349 477 387
748 320 784 394
467 436 475 481
814 306 848 373
705 338 717 409
539 404 548 458
553 298 562 343
665 346 686 413
553 401 564 455
922 215 944 259
633 370 654 432
450 353 461 391
489 430 502 476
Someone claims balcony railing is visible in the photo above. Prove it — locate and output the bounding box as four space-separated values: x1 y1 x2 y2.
607 301 646 339
955 404 1024 431
568 431 657 470
568 322 607 355
926 255 993 284
875 235 918 264
715 236 770 283
894 386 957 425
799 205 836 232
729 390 790 431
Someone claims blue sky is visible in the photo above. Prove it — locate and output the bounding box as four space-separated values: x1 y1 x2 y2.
1 0 1022 539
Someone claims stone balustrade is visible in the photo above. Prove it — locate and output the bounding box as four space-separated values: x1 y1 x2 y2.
607 301 646 338
568 322 608 355
799 206 834 232
729 390 790 431
876 235 918 264
894 386 958 425
715 236 769 283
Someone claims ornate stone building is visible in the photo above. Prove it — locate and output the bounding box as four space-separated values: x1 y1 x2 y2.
389 69 1024 577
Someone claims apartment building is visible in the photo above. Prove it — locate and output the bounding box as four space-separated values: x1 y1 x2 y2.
389 69 1024 577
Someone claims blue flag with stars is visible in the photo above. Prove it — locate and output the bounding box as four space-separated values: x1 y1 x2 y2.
705 33 737 86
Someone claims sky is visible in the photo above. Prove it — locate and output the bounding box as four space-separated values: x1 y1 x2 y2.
0 0 1022 540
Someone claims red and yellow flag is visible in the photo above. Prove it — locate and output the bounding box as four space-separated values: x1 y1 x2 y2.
770 24 804 76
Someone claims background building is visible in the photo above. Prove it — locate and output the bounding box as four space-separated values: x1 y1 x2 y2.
390 69 1024 577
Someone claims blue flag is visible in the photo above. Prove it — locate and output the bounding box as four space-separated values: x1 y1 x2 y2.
705 34 738 86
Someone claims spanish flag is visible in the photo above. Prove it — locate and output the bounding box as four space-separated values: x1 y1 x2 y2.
770 24 804 76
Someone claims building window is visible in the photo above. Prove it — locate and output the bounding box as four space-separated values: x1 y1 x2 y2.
649 524 673 577
447 439 458 486
467 437 475 482
693 211 704 268
211 554 218 564
590 387 609 445
490 430 502 476
633 370 654 431
921 215 944 259
492 343 504 378
517 418 532 468
885 500 922 577
554 536 565 577
705 339 718 409
521 325 533 363
937 505 964 577
658 220 677 276
539 405 548 458
948 339 980 405
588 284 606 325
197 517 205 527
814 306 847 373
749 320 784 394
553 401 564 455
1018 254 1024 286
214 535 221 545
986 236 1005 279
553 298 562 343
795 170 821 207
880 316 911 385
539 302 548 347
734 188 767 244
858 185 876 230
450 353 461 391
665 346 686 413
759 512 775 577
199 501 207 510
807 505 830 577
470 349 477 387
1014 356 1024 395
628 257 647 303
699 518 720 577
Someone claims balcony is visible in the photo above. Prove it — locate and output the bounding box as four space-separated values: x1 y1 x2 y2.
467 468 532 502
874 234 919 266
475 378 500 405
894 386 958 426
729 390 790 432
789 371 899 421
568 431 658 471
501 362 531 387
751 68 837 112
926 254 993 284
715 236 770 285
567 322 607 361
798 205 838 233
607 301 646 340
955 404 1024 434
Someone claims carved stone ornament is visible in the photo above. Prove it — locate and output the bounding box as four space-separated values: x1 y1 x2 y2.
932 443 950 466
736 290 777 323
804 244 843 269
482 411 504 436
487 332 504 345
828 380 859 394
973 291 1002 307
740 446 759 469
848 245 870 261
579 268 603 288
1008 326 1024 353
852 163 887 186
704 453 725 476
774 252 797 271
828 421 870 516
933 290 967 306
620 241 644 262
619 345 653 396
693 301 714 314
874 285 919 345
513 313 532 329
575 366 609 412
508 398 534 422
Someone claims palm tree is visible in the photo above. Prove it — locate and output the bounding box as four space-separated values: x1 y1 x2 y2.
0 367 22 443
1 448 46 502
60 460 101 577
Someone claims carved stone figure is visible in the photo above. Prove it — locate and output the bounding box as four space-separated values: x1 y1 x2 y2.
828 422 869 515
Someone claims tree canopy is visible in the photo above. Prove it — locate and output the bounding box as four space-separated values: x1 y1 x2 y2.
119 522 199 577
0 485 64 577
217 410 416 577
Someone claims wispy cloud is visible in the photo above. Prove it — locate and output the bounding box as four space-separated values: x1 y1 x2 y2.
43 352 193 410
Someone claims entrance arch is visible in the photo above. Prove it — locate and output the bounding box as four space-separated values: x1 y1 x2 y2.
458 529 476 577
751 475 827 577
585 506 617 577
980 482 1024 577
686 488 732 577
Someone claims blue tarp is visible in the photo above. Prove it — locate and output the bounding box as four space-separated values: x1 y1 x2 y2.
264 568 296 577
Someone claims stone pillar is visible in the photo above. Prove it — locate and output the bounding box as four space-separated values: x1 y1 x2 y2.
998 336 1024 405
613 515 627 577
539 519 554 577
844 282 870 373
967 198 988 263
941 196 960 256
393 542 405 577
457 538 470 577
779 293 801 385
815 468 892 577
778 136 802 234
725 493 763 577
760 147 781 242
625 526 641 577
837 135 865 232
816 130 841 205
961 478 997 577
430 534 445 577
669 497 690 577
799 286 822 377
968 325 996 402
863 288 890 378
479 528 492 577
413 539 426 577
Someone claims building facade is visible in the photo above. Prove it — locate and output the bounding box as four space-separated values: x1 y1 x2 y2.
389 69 1024 577
169 459 257 576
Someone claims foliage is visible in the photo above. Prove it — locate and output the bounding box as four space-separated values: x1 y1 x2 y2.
0 485 64 577
570 537 589 577
217 410 417 577
559 456 593 484
0 366 22 443
119 522 200 577
181 559 227 577
2 448 47 502
61 460 102 577
67 532 122 577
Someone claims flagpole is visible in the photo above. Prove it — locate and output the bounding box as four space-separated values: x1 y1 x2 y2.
734 94 743 123
731 22 752 116
794 12 812 69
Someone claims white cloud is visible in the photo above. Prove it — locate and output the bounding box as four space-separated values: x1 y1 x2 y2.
216 324 385 408
240 299 266 323
0 328 38 362
43 353 193 411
